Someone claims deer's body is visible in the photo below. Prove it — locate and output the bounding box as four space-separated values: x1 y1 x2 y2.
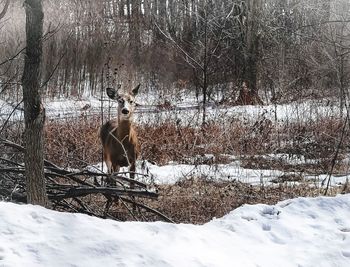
100 85 140 180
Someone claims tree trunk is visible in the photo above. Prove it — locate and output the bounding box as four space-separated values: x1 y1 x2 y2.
244 0 261 93
236 0 263 105
22 0 48 207
130 0 141 65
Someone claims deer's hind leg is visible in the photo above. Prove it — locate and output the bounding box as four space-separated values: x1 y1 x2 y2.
105 160 113 174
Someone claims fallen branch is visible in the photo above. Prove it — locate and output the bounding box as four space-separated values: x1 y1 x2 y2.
120 197 174 223
49 186 158 201
0 138 172 222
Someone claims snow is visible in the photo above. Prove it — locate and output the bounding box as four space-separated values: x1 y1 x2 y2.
146 161 285 185
0 194 350 267
0 92 342 124
3 93 349 188
89 159 349 189
2 94 349 266
148 162 350 186
41 97 341 125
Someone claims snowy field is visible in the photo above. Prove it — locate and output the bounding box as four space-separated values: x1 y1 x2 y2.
0 92 342 124
1 94 350 266
0 194 349 267
2 93 349 188
89 158 349 189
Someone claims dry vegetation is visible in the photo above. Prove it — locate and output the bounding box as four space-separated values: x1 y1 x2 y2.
43 114 349 172
1 109 349 223
0 112 334 223
152 179 344 224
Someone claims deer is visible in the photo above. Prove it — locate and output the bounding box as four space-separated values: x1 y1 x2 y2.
100 84 140 186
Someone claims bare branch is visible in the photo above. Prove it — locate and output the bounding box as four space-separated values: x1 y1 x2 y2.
0 0 9 21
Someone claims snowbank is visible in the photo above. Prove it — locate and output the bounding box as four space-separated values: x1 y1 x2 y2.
0 194 349 267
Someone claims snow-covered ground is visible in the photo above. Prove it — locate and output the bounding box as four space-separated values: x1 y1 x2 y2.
147 162 349 187
1 93 349 266
2 93 349 188
0 92 342 124
40 96 343 125
89 159 349 189
0 194 349 267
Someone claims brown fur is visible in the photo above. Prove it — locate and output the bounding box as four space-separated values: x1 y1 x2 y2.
100 85 140 181
100 119 139 177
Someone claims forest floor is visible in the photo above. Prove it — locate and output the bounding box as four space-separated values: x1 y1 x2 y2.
1 91 349 223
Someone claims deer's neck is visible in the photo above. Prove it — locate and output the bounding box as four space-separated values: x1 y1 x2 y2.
117 118 132 139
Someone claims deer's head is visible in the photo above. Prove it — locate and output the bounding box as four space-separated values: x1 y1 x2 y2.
106 84 140 120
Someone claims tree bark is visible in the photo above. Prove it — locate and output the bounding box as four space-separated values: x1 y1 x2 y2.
22 0 48 207
235 0 263 105
244 0 261 93
130 0 141 64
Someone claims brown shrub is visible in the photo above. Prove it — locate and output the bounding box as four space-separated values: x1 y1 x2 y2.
145 178 340 224
45 115 101 168
2 113 348 224
43 114 348 174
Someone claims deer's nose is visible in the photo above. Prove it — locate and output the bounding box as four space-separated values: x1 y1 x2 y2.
121 109 129 115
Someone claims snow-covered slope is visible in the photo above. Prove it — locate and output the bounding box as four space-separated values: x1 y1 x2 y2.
0 194 349 267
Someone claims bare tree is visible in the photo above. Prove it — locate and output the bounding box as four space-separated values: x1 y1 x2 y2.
2 0 350 103
22 0 48 206
130 0 141 64
156 0 233 125
234 0 263 105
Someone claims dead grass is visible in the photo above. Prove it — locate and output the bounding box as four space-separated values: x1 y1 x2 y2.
142 178 342 224
56 176 344 224
43 115 349 173
45 115 101 168
2 112 349 224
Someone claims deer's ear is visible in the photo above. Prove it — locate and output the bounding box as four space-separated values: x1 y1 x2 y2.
106 87 118 99
131 84 140 96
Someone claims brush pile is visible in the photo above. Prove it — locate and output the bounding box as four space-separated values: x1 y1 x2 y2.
0 138 172 222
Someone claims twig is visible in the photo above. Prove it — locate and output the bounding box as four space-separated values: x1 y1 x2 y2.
49 186 158 201
120 197 174 223
0 157 23 167
103 195 113 218
0 138 170 222
119 196 139 221
323 113 349 195
0 47 26 67
82 169 148 188
0 100 23 134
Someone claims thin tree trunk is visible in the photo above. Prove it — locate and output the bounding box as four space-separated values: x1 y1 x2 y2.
130 0 141 65
202 5 208 126
22 0 48 206
244 0 261 93
235 0 263 105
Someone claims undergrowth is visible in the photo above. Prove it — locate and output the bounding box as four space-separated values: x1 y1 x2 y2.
43 115 349 174
2 113 349 224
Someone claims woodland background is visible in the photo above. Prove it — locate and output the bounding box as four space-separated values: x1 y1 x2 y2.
1 0 349 105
